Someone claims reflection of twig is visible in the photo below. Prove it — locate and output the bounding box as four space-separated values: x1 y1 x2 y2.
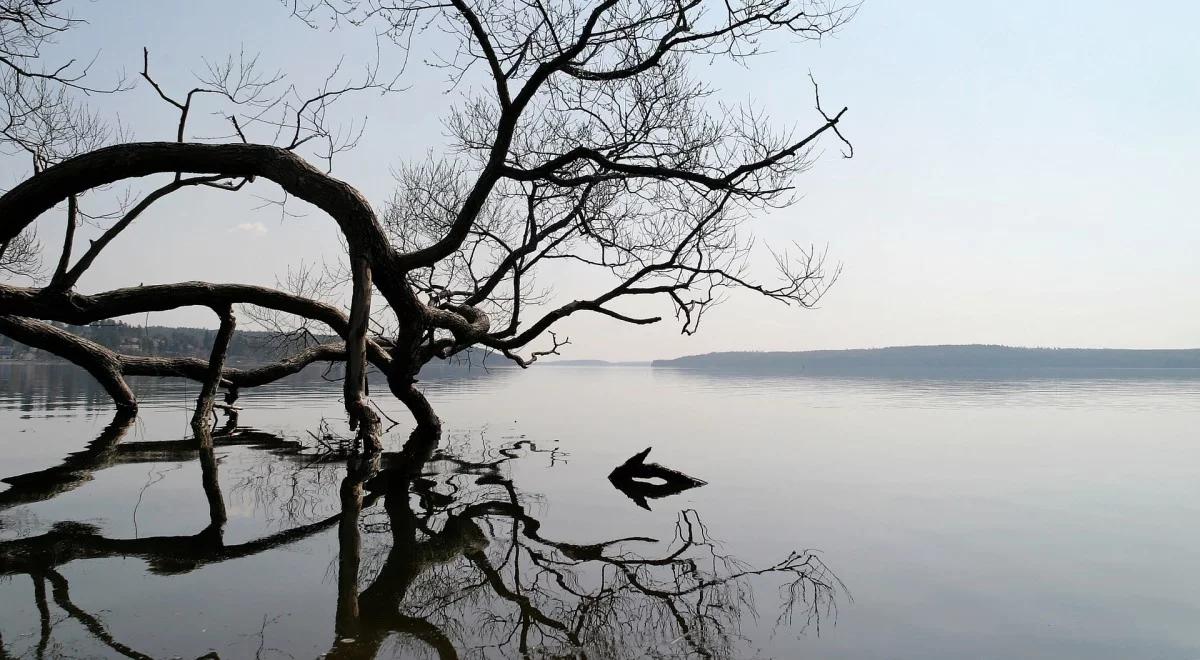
249 613 289 660
306 418 354 456
132 463 181 537
339 434 843 659
229 447 341 531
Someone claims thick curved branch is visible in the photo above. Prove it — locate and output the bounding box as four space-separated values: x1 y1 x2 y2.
0 141 444 341
0 315 379 411
0 314 136 411
0 142 404 287
427 302 491 342
122 342 355 387
0 281 392 366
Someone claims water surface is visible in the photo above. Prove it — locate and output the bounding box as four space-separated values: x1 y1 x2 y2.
2 363 1199 659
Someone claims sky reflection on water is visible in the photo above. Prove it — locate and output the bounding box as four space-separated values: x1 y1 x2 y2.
2 363 1200 659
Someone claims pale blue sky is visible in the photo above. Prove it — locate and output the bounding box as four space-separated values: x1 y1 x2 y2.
9 1 1199 359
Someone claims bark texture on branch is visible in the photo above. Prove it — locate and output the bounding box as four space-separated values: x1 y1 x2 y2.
191 305 236 432
0 142 427 317
344 253 382 452
0 315 137 413
0 315 365 412
0 282 395 366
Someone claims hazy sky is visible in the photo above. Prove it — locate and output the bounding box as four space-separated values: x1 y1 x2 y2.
9 1 1199 360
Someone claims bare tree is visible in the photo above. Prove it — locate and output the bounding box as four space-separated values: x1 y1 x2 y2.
0 0 856 450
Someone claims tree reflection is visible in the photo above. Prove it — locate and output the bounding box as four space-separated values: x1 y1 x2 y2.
0 418 842 659
328 430 841 659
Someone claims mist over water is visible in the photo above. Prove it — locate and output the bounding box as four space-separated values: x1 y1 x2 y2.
2 363 1199 659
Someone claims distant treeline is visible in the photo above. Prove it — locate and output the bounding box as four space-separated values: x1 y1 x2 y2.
651 345 1200 370
0 321 329 363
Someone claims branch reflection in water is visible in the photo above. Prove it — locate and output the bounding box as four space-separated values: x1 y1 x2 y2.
0 413 843 659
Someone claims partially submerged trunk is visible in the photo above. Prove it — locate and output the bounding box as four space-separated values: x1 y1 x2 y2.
0 315 138 413
343 254 382 453
390 374 442 437
190 305 236 433
608 447 707 510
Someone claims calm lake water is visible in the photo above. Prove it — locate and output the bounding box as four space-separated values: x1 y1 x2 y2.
2 363 1200 659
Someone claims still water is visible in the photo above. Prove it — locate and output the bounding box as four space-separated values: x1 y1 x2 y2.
1 363 1199 659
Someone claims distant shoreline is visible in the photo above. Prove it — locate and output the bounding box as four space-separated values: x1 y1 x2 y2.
651 345 1200 371
11 344 1200 374
532 345 1200 371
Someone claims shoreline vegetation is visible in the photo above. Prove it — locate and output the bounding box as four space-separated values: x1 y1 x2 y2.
0 321 331 364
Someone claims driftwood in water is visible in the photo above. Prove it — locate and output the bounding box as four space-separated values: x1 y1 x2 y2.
608 447 707 510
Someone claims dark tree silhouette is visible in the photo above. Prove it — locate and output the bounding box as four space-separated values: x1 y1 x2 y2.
0 0 855 450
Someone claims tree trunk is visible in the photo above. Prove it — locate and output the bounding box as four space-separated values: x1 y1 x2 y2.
386 359 442 437
190 305 236 434
344 254 382 452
